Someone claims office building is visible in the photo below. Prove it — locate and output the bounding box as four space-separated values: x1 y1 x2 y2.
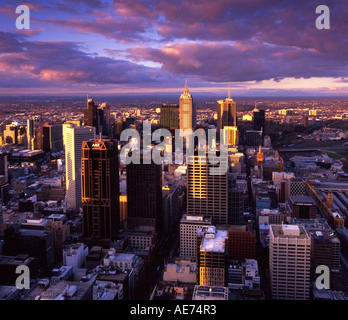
160 104 179 130
253 106 266 134
180 214 212 260
286 195 318 219
218 225 256 260
228 174 245 225
196 226 228 287
269 224 311 300
42 124 63 153
179 81 196 133
126 157 162 236
65 125 95 211
217 90 237 131
187 152 228 225
27 116 43 150
81 139 120 242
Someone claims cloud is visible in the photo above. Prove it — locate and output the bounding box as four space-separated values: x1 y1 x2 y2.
0 31 179 90
128 40 348 82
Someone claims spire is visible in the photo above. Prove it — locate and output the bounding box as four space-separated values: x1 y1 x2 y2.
228 82 231 99
184 80 189 93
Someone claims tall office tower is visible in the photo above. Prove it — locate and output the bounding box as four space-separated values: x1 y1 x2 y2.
160 104 179 130
269 224 311 300
84 98 100 134
65 125 95 211
187 152 228 225
217 89 237 139
228 174 244 225
99 102 111 137
126 156 162 236
179 81 196 133
196 226 228 287
253 106 266 134
81 139 120 242
180 214 212 261
42 124 63 153
27 116 43 150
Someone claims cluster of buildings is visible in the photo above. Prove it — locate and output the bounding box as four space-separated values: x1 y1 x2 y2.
0 85 348 301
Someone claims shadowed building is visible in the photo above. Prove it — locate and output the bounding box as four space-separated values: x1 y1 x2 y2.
81 139 120 244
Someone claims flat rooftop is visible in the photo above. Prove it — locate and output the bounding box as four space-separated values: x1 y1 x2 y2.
200 229 228 253
270 224 309 239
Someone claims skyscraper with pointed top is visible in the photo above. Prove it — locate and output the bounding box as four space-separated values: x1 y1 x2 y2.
217 86 238 144
179 81 196 133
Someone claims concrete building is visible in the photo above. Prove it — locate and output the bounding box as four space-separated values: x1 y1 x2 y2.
63 243 89 269
180 214 212 261
64 125 95 211
269 224 311 300
197 226 228 287
187 153 228 225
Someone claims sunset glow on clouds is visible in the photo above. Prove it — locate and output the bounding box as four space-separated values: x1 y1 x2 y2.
0 0 347 95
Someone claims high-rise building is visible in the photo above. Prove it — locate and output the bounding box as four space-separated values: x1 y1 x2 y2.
160 104 179 130
42 124 63 153
27 116 43 150
269 224 311 300
179 81 196 132
187 152 228 225
65 125 95 211
99 102 111 137
253 106 266 134
196 226 228 287
126 156 162 236
217 90 237 142
84 98 99 131
81 139 120 242
180 214 212 261
228 174 244 225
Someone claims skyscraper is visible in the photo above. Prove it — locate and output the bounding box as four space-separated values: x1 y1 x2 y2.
160 104 179 130
42 124 63 153
65 125 95 211
99 102 111 137
84 98 98 129
217 89 237 130
27 116 43 150
81 139 120 242
187 152 228 225
253 106 266 134
228 174 244 225
179 81 196 132
196 226 228 287
269 224 311 300
126 156 162 236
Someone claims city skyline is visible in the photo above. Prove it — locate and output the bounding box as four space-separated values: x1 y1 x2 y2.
0 1 347 96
